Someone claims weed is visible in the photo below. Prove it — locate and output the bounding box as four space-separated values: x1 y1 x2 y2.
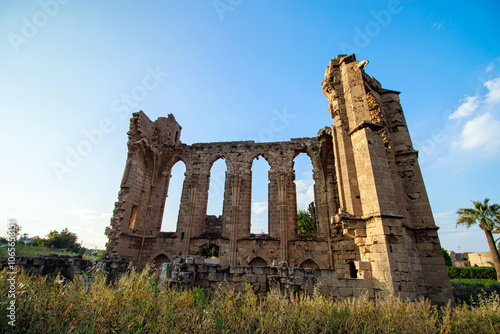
1 270 499 333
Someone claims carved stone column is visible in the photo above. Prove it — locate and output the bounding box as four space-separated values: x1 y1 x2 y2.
228 174 241 265
276 174 289 262
181 185 197 256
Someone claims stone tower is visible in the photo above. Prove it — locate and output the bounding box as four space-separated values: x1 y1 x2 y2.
322 54 452 303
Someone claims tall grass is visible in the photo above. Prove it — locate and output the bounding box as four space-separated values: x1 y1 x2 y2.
1 269 499 333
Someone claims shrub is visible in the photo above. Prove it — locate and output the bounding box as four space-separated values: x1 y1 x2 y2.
447 266 497 280
442 248 453 267
451 279 500 304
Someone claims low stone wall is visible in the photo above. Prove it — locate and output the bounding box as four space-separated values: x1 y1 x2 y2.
0 254 132 282
159 256 373 298
3 254 374 299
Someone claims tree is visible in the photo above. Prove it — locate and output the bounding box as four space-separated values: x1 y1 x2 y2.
456 198 500 281
46 228 82 253
442 248 453 267
298 201 317 235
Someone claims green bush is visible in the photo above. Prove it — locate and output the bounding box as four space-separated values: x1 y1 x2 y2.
447 266 497 280
451 279 500 304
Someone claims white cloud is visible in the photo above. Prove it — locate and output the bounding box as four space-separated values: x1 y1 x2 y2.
484 77 500 105
295 179 313 192
252 201 268 214
486 64 493 72
296 180 314 208
453 113 500 152
448 96 479 119
301 170 312 178
432 22 443 30
69 208 111 221
434 211 456 220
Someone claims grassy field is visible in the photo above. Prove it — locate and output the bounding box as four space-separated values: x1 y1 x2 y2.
0 243 79 258
1 269 499 333
450 278 500 305
0 243 101 260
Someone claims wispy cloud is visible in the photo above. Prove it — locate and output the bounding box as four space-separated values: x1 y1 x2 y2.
449 96 479 119
296 179 314 208
434 211 456 220
252 201 267 214
0 214 44 221
486 64 494 73
484 77 500 104
453 113 500 151
69 208 111 221
432 22 443 30
451 76 500 153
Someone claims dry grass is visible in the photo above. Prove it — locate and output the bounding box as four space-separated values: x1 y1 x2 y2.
1 268 499 333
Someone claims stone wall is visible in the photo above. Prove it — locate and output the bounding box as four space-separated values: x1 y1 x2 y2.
106 54 454 305
0 254 131 282
160 256 373 298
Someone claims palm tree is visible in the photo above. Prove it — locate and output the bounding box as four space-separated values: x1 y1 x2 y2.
456 198 500 281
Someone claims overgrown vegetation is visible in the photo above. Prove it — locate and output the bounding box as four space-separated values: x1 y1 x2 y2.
1 221 86 256
450 279 500 305
1 269 499 333
448 266 497 280
442 248 453 266
297 202 317 235
0 243 79 258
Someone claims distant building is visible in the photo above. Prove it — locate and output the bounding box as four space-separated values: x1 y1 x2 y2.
447 251 494 267
19 237 34 243
468 252 493 267
447 251 470 267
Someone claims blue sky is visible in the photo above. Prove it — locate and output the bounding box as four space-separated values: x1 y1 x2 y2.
0 1 499 252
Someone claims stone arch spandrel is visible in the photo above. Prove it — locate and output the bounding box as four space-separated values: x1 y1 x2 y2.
201 153 235 174
243 151 277 171
292 145 323 180
164 153 193 177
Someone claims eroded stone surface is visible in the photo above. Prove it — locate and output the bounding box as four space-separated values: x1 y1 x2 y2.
106 54 453 305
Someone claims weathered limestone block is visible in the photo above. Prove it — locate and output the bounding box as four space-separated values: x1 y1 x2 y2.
106 55 454 305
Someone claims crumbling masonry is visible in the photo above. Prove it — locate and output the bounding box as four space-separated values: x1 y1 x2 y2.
106 54 453 304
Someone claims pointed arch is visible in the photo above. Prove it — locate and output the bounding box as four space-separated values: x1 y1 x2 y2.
299 259 320 269
243 151 276 171
250 155 271 234
206 158 227 216
248 257 268 266
293 152 317 235
160 159 187 232
148 251 172 266
202 153 234 174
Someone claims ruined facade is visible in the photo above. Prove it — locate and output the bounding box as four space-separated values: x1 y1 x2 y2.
106 54 453 304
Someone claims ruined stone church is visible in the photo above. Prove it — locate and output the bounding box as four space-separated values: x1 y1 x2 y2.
106 54 453 304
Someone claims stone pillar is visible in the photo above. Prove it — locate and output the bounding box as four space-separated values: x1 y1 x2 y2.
323 55 416 299
228 174 241 265
181 185 197 256
321 54 453 304
238 169 252 237
276 171 296 262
